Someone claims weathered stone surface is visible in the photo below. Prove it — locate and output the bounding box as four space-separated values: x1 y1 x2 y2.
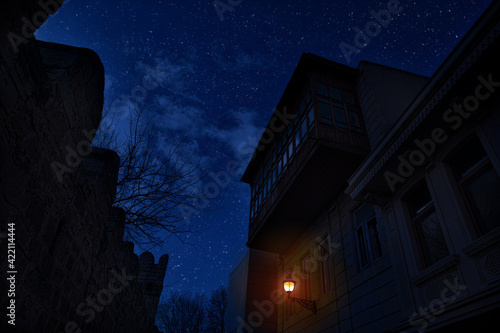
0 2 167 332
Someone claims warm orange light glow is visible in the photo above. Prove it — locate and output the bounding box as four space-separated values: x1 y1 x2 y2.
284 281 294 292
283 276 296 293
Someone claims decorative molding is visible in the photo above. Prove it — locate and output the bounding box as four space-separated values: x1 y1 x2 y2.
411 254 460 286
462 227 500 256
484 248 500 277
350 24 500 199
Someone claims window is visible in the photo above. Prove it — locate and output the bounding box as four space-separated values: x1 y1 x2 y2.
315 82 362 133
330 87 342 100
332 101 347 128
317 83 328 96
307 104 315 128
406 182 449 268
317 234 334 294
347 106 362 133
450 136 500 236
294 129 300 153
300 255 312 302
319 98 333 125
354 205 382 268
301 119 308 139
251 88 316 222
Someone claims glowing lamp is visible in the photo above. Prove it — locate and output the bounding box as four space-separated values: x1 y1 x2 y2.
283 276 296 293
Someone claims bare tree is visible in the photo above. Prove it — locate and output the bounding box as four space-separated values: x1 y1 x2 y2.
206 286 228 333
157 291 207 333
94 98 205 247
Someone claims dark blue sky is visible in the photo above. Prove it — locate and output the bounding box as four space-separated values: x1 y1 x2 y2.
36 0 492 294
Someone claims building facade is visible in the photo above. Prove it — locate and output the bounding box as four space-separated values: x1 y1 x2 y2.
231 2 500 332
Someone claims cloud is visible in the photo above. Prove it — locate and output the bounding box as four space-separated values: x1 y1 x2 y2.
151 95 207 136
205 108 262 165
135 55 194 91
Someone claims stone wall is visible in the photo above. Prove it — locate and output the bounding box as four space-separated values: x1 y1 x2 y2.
0 1 168 332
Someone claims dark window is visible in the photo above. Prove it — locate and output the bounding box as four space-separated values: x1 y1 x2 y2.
451 136 500 235
294 129 300 152
307 104 315 128
283 145 288 166
314 82 362 133
287 140 293 163
300 255 312 302
301 119 308 139
367 218 382 258
317 235 333 294
317 83 328 96
356 226 369 267
407 182 449 268
332 102 347 128
319 101 333 125
354 205 383 268
347 106 362 133
330 87 342 100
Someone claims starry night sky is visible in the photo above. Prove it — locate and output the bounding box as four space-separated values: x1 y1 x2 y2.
35 0 493 295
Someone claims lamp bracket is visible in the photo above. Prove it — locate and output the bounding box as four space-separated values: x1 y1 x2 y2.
288 295 317 314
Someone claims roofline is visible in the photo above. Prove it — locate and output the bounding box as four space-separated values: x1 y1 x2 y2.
346 0 500 197
240 53 357 183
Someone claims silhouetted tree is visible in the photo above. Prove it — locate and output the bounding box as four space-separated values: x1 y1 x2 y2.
94 99 205 247
157 291 206 333
205 286 228 333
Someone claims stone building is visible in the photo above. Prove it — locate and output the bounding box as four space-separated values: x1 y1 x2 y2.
0 1 167 332
227 1 500 332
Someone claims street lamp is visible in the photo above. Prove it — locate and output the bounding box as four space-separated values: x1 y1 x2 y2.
282 275 316 314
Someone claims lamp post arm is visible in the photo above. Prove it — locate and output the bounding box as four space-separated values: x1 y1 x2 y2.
288 295 317 314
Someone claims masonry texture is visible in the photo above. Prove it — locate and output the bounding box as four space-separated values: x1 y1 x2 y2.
0 1 167 332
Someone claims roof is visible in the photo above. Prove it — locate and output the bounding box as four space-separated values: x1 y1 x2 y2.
240 53 357 184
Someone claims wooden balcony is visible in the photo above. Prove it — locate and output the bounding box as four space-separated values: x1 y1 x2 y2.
247 127 369 253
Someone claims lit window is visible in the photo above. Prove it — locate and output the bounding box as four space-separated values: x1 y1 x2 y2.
406 182 449 268
354 205 383 268
451 136 500 235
